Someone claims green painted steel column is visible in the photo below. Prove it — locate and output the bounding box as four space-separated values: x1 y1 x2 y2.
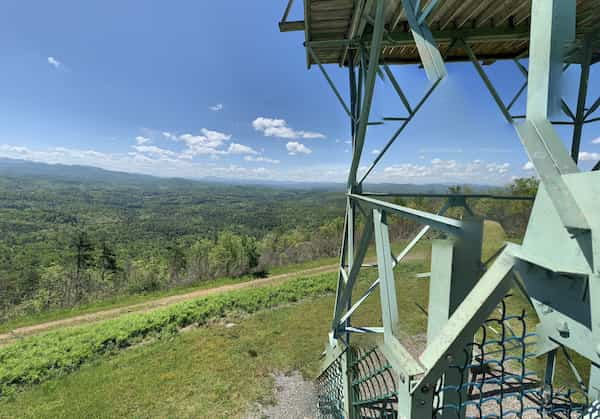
347 0 385 188
427 239 455 342
526 0 575 119
571 34 593 163
373 209 400 343
427 216 484 418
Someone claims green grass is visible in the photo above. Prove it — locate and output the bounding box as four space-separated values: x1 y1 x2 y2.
0 253 347 335
0 293 338 418
0 275 256 335
0 273 341 397
0 262 427 418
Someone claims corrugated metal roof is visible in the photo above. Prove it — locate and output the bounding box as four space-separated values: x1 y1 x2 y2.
281 0 600 67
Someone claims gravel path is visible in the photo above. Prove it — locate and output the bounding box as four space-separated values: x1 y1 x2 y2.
246 371 317 419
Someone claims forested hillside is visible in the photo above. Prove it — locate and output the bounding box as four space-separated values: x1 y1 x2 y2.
0 158 537 321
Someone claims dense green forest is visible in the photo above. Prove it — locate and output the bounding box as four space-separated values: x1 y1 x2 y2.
0 158 537 321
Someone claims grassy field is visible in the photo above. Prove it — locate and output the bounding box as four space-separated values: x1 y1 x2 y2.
0 275 263 335
0 221 589 417
0 263 428 418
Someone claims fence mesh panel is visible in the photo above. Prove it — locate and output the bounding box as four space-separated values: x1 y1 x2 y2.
320 295 598 418
350 347 398 418
433 296 591 418
317 352 345 419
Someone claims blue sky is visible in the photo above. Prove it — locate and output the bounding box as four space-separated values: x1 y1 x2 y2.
0 1 598 185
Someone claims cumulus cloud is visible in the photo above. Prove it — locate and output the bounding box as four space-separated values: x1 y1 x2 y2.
0 143 527 185
47 56 61 68
173 128 233 156
244 155 280 164
485 162 510 174
592 137 600 144
286 141 312 155
371 149 380 155
377 159 514 183
135 136 151 145
209 104 223 111
0 144 279 181
157 129 259 158
133 145 177 158
579 151 600 161
227 143 258 155
252 117 325 139
522 161 535 171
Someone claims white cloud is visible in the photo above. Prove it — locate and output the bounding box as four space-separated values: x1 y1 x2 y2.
227 143 258 155
47 56 61 68
592 137 600 144
0 143 528 185
244 155 280 164
579 151 600 161
371 149 380 155
485 162 510 174
252 117 325 139
135 136 151 145
286 141 312 155
133 145 177 158
377 159 514 183
175 128 232 156
522 161 535 171
0 144 280 181
209 104 223 111
158 129 259 158
344 140 352 144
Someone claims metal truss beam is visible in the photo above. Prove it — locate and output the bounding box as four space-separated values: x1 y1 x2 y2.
358 77 441 185
571 34 593 163
347 0 385 188
332 213 374 332
400 0 447 80
418 247 516 380
462 39 512 123
338 222 432 328
585 95 600 120
374 209 401 343
335 197 476 331
383 64 412 114
360 192 535 201
349 194 463 236
308 46 354 120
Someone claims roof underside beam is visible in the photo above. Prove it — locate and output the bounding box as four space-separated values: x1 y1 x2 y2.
306 25 532 49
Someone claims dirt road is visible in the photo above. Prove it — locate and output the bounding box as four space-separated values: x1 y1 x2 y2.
0 264 340 344
0 249 426 344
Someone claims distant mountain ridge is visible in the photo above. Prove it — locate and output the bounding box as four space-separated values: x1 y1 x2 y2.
0 157 497 193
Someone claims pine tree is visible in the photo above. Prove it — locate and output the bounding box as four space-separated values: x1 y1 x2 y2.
99 241 118 282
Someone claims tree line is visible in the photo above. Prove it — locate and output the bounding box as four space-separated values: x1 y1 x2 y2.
0 172 538 321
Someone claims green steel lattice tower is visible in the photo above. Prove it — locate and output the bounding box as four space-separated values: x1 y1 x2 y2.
279 0 600 417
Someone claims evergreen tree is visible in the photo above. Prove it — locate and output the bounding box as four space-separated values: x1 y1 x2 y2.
71 230 94 303
99 241 118 282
